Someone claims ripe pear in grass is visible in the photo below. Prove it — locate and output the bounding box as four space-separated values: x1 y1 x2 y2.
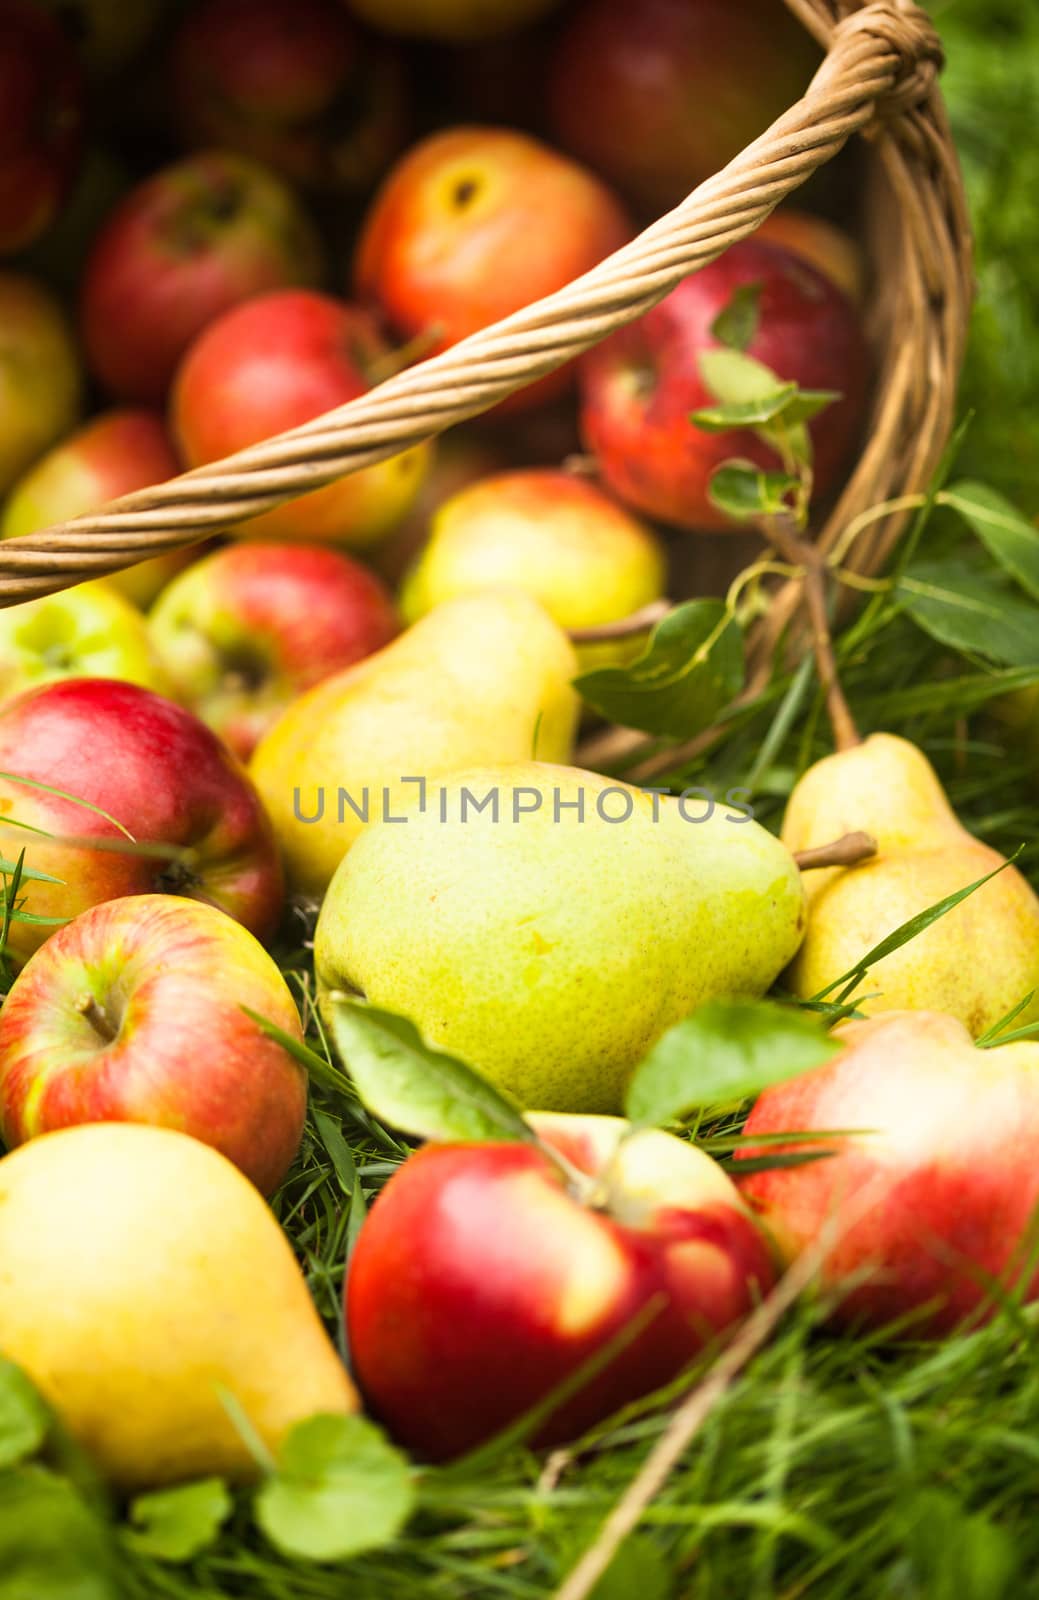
0 1123 357 1489
250 590 579 895
782 733 1039 1034
315 763 805 1111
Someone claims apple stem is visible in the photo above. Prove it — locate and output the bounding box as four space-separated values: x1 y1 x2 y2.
74 992 118 1043
366 323 445 387
793 831 877 872
568 600 674 645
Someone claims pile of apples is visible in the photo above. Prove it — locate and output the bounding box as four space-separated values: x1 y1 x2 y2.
0 0 1032 1506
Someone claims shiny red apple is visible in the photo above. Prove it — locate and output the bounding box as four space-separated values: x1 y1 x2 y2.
0 894 307 1193
347 1111 775 1459
0 0 86 255
79 150 325 403
578 238 870 532
354 126 631 412
171 0 407 196
149 541 399 758
172 288 430 545
0 678 284 965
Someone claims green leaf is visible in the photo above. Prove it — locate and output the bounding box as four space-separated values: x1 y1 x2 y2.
124 1478 231 1564
710 281 762 351
697 348 787 409
708 460 800 521
943 480 1039 600
575 599 744 738
326 999 533 1145
255 1414 413 1564
0 1362 50 1470
625 999 841 1125
0 1466 121 1600
692 382 799 432
896 559 1039 666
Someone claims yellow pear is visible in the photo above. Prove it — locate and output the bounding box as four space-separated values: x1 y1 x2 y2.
0 1123 356 1489
250 588 579 895
782 733 1039 1034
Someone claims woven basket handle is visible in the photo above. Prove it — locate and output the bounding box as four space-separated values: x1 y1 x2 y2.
0 0 949 606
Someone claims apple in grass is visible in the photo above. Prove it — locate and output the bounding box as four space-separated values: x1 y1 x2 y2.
0 582 169 704
737 1011 1039 1335
172 289 431 546
0 895 306 1193
354 126 631 414
171 0 407 197
547 0 821 215
347 1110 775 1459
150 542 399 759
80 151 325 404
401 468 667 669
0 0 86 256
0 678 283 967
0 272 82 496
1 410 191 608
578 238 870 533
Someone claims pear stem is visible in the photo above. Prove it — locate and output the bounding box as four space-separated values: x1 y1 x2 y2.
793 830 877 872
568 600 673 644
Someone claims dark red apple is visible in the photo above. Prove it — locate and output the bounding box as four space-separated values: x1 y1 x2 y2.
578 238 870 532
548 0 821 214
0 0 86 256
79 150 325 403
347 1111 775 1459
0 678 284 965
171 0 407 196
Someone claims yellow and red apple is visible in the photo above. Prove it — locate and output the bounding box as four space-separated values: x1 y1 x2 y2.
0 582 169 704
150 541 399 759
0 271 82 494
347 1111 774 1459
0 894 307 1193
737 1010 1039 1334
1 409 191 607
354 126 631 413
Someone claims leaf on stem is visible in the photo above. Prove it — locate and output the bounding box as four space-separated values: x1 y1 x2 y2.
575 599 744 738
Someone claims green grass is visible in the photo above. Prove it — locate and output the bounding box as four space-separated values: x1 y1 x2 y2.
8 7 1039 1597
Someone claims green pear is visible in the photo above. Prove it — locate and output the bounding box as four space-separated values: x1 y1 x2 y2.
0 1123 357 1489
782 732 1039 1033
315 762 806 1111
250 589 579 895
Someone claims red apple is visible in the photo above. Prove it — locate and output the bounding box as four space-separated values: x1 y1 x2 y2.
354 126 632 412
578 238 870 532
0 271 82 495
0 0 86 256
80 150 325 403
547 0 821 214
171 0 407 196
172 288 431 545
0 678 283 966
347 1111 775 1459
737 1011 1039 1335
149 541 399 759
0 895 306 1193
1 409 192 608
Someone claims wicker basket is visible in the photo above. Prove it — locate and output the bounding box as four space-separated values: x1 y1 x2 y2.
0 0 972 694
